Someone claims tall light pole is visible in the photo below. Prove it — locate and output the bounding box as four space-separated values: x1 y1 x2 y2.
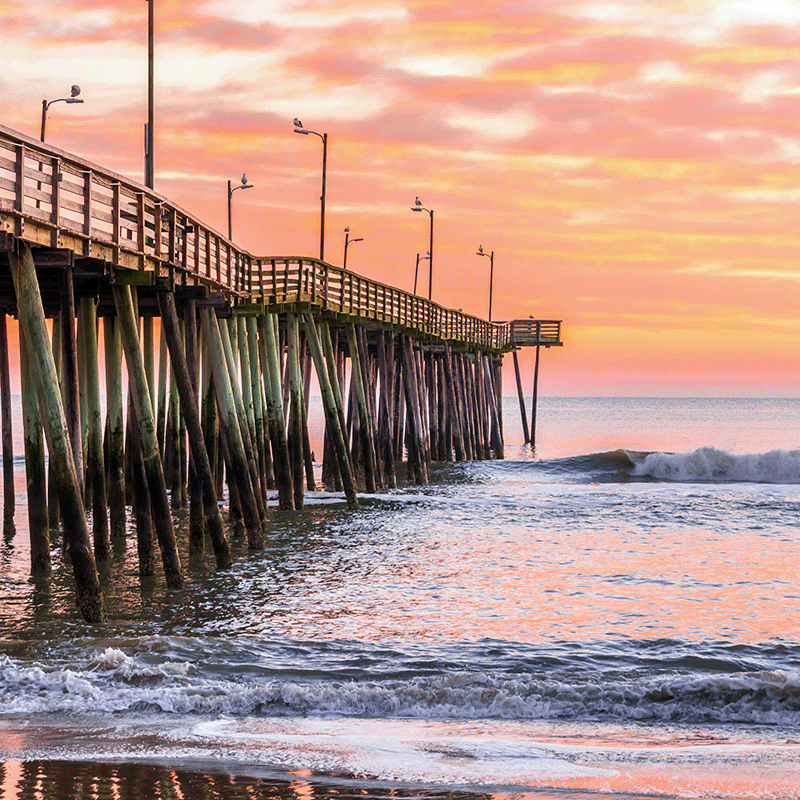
476 244 494 322
40 85 83 142
145 0 154 188
413 251 430 295
228 174 253 240
343 227 363 270
293 118 328 261
411 197 434 300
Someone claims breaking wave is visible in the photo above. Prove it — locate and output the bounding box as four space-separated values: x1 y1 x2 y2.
3 646 800 727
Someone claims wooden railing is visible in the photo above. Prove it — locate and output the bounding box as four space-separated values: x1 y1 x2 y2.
0 123 560 352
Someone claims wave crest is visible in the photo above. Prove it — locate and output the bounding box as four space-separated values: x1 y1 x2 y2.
629 446 800 483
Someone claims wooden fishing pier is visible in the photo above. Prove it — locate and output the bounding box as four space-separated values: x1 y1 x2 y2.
0 123 561 621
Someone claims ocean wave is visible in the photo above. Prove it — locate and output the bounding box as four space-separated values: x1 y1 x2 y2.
628 447 800 484
518 446 800 484
3 649 800 727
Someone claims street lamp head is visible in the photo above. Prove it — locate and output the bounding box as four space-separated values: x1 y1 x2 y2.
353 238 364 243
65 85 84 104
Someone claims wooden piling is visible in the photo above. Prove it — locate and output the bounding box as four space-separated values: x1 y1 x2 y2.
259 313 293 511
347 323 377 494
156 323 169 455
376 330 396 488
201 307 264 549
103 315 126 543
19 329 49 575
47 317 61 531
302 314 358 509
246 316 271 499
158 292 231 568
113 283 184 588
442 346 464 462
183 299 205 555
530 343 541 451
59 258 82 490
512 349 530 444
0 313 15 536
401 336 426 484
286 313 306 508
483 354 504 459
80 297 109 561
10 244 105 621
219 317 266 522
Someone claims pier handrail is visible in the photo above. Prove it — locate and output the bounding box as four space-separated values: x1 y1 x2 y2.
0 124 559 351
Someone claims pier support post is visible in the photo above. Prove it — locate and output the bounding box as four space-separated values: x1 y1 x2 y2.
287 313 306 508
401 336 426 484
201 307 264 548
184 300 204 554
376 331 397 488
9 243 105 621
530 342 541 452
60 257 82 490
80 297 109 561
220 317 266 522
113 283 184 588
302 314 358 509
512 349 529 445
158 292 232 568
47 318 61 531
0 313 15 537
347 323 377 494
19 329 49 575
259 313 293 511
103 315 126 543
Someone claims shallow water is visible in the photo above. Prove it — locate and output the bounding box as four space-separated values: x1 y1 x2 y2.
2 397 800 798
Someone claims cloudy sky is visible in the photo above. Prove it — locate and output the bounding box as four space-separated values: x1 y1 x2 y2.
3 0 800 395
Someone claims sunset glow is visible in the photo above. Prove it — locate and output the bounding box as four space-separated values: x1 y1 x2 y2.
3 0 800 395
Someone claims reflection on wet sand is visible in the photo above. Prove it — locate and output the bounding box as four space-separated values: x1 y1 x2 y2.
0 760 495 800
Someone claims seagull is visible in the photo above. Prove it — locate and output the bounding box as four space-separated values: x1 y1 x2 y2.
415 196 422 206
293 118 303 128
344 226 350 232
478 244 484 254
241 173 248 185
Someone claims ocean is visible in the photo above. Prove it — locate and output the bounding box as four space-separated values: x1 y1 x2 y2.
2 396 800 799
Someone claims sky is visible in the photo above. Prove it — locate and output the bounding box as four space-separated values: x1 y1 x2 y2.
3 0 800 396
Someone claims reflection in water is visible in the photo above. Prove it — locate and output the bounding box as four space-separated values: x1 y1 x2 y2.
0 761 495 800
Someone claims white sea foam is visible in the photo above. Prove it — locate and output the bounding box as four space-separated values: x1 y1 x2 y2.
629 446 800 483
3 650 800 727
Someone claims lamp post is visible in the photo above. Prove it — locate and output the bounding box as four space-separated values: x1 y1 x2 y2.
476 244 494 322
228 174 253 241
413 251 430 295
293 118 328 261
40 85 83 142
145 0 154 187
343 227 363 270
410 197 434 300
